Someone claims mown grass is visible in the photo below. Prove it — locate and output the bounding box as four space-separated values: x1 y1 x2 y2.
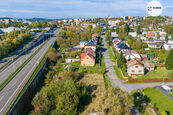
138 67 172 79
143 87 173 114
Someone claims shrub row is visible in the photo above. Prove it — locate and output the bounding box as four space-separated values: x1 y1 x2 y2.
127 78 173 83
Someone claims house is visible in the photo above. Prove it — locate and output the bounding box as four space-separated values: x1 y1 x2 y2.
81 53 95 66
159 32 167 40
84 41 97 52
65 58 80 63
115 42 131 52
85 48 96 57
164 40 173 50
79 42 87 48
129 32 137 37
127 59 144 77
92 33 99 38
111 32 118 38
144 61 155 72
148 43 162 49
146 32 155 38
140 54 148 61
122 50 141 61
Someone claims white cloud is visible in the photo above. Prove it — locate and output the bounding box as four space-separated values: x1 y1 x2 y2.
0 9 44 13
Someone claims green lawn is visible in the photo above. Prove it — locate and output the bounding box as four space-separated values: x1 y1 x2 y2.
143 87 173 114
114 65 124 80
138 67 172 79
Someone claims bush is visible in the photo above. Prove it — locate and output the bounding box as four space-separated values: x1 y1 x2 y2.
127 78 173 83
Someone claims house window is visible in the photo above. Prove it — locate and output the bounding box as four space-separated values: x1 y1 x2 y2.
136 66 138 68
89 61 93 64
86 57 89 59
131 70 135 72
139 70 142 72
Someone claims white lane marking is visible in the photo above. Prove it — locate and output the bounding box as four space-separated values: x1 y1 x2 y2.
12 81 17 87
0 95 5 102
0 38 55 114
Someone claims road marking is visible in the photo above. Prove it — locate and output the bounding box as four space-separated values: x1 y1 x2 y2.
0 38 56 114
0 95 4 102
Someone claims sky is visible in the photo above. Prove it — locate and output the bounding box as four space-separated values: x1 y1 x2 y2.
0 0 172 19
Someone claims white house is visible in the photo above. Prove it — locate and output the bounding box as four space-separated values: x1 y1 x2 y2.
164 40 173 50
111 32 118 38
148 43 162 49
129 32 137 37
79 42 87 48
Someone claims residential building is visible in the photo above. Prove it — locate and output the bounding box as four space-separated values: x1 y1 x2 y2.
81 53 95 66
85 48 96 57
79 42 87 48
122 50 141 61
127 59 144 77
114 42 131 52
140 54 148 61
65 58 80 63
164 40 173 50
146 32 155 38
129 32 137 37
148 43 162 49
84 41 97 52
144 61 155 72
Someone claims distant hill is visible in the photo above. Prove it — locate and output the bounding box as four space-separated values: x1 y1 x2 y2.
0 17 62 21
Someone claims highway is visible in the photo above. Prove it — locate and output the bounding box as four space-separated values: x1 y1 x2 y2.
0 33 48 85
0 33 41 69
0 30 58 114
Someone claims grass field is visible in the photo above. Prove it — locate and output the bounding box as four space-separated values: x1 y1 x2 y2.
143 87 173 114
79 73 106 115
138 67 172 79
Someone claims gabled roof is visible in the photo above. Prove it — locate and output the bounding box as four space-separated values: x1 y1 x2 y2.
127 59 143 68
144 62 154 68
85 41 96 47
81 53 95 61
85 48 96 57
116 42 131 50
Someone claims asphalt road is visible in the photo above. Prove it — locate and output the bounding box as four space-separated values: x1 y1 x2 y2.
102 37 173 93
0 34 48 85
0 33 41 69
0 31 58 114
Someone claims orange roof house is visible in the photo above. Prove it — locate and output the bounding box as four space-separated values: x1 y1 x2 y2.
81 53 95 66
146 32 155 37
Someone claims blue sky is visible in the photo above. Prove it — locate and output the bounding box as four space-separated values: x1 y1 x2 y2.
0 0 172 19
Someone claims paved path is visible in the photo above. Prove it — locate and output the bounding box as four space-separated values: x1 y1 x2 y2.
102 37 173 93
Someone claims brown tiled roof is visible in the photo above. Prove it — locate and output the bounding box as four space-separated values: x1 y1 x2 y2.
81 53 95 61
85 48 96 57
127 59 143 68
